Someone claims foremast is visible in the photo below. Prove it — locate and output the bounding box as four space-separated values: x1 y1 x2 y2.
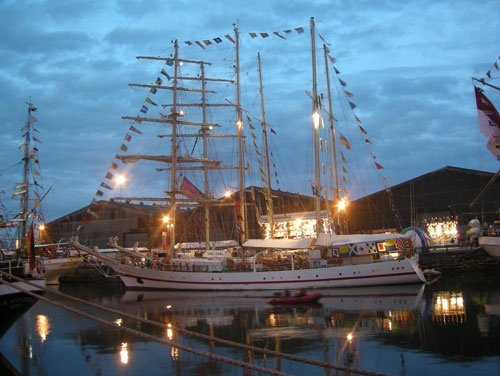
117 35 244 251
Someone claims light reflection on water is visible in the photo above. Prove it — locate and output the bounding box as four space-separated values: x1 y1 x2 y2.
1 274 500 376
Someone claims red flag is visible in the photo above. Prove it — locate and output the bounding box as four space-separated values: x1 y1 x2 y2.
179 177 204 199
27 223 35 272
375 162 384 170
474 86 500 159
474 86 500 137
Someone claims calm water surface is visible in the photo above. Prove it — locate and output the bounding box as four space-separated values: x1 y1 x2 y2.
1 273 499 375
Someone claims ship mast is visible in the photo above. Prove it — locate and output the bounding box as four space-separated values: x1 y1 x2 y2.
118 38 240 248
234 23 247 243
18 100 36 252
257 53 275 238
323 43 340 228
200 62 211 250
310 17 321 236
169 39 180 246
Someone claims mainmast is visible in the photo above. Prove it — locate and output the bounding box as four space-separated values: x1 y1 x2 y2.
257 53 274 238
200 62 211 250
169 39 180 246
310 17 321 236
234 23 247 243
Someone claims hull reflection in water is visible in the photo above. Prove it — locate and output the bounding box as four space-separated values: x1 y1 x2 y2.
118 284 427 372
119 284 425 341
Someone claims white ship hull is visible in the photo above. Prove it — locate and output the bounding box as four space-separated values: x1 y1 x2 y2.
40 256 85 285
479 236 500 259
111 257 425 291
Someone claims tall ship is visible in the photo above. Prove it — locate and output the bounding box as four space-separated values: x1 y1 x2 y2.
0 100 45 332
71 18 427 290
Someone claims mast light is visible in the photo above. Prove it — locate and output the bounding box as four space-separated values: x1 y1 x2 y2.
312 112 320 129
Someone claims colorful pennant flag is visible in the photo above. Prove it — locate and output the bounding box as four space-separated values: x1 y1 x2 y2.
339 134 351 150
129 125 142 134
100 182 113 190
145 97 157 106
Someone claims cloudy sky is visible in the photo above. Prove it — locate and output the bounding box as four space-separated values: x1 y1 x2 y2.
0 0 499 224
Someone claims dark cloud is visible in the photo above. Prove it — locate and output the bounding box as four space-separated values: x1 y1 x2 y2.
0 0 498 223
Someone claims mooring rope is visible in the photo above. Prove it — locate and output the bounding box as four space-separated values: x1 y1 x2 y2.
0 272 389 376
0 274 289 376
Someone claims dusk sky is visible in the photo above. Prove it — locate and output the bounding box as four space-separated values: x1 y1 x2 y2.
1 0 499 224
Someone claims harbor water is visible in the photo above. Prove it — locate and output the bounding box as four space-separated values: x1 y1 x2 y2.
1 272 499 375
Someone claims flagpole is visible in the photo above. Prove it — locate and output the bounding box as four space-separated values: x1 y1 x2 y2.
472 77 500 91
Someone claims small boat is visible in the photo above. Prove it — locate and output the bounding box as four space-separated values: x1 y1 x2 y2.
268 291 322 305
